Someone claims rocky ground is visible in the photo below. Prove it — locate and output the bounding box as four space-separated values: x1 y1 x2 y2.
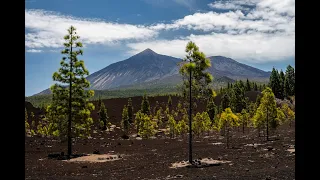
25 124 295 180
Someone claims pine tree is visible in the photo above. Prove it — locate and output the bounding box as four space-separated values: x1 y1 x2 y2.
279 70 285 99
97 96 102 110
239 109 250 133
167 114 177 138
168 95 172 110
30 112 36 136
206 97 216 123
281 103 295 127
134 110 143 134
30 112 35 130
164 105 170 120
141 93 150 115
37 123 44 137
121 105 129 136
256 94 262 106
98 101 108 130
219 108 239 148
221 93 231 110
127 98 133 123
212 113 222 132
253 87 278 141
25 108 30 136
192 112 203 137
156 107 163 127
179 41 213 163
245 79 251 91
254 82 258 91
202 112 212 136
49 26 95 157
153 101 159 115
247 102 257 129
269 68 281 98
284 65 295 97
231 81 246 113
176 101 182 113
139 113 156 138
177 119 188 136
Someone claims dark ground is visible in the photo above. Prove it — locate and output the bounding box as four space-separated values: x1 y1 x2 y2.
25 124 295 180
25 92 294 180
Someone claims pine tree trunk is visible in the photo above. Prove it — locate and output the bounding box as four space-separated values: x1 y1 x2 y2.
289 120 292 127
137 125 139 135
227 125 229 149
242 121 245 134
266 108 269 141
103 121 106 130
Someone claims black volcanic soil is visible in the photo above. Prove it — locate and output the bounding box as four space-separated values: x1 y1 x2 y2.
25 124 295 180
25 92 294 179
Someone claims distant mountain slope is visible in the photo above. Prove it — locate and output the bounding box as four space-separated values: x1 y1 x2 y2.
87 48 181 90
33 49 270 96
207 56 271 80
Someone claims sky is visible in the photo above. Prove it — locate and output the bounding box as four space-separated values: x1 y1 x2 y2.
25 0 295 96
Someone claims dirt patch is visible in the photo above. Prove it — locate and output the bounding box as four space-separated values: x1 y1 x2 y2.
287 148 295 154
170 158 231 168
63 154 123 163
211 142 223 145
244 143 265 147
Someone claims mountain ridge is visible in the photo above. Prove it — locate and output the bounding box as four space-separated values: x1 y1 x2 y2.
33 49 270 96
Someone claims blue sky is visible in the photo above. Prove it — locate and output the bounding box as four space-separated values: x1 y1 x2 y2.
25 0 295 96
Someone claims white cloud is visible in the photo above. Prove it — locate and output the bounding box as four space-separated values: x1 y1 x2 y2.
127 32 294 63
208 2 250 11
25 9 158 48
26 49 43 53
150 0 294 34
25 0 295 63
257 0 295 16
208 0 259 10
130 0 295 63
208 0 294 16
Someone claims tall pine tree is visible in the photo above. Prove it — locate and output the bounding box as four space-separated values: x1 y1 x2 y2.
254 82 258 91
179 41 213 163
231 81 246 113
284 65 295 97
127 98 133 123
141 93 150 115
253 87 278 141
206 96 216 123
49 26 95 157
245 79 251 91
98 101 108 130
168 95 172 110
279 70 285 99
269 68 281 98
122 105 129 136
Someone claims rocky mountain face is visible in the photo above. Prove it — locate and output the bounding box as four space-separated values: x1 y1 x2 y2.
87 48 181 90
